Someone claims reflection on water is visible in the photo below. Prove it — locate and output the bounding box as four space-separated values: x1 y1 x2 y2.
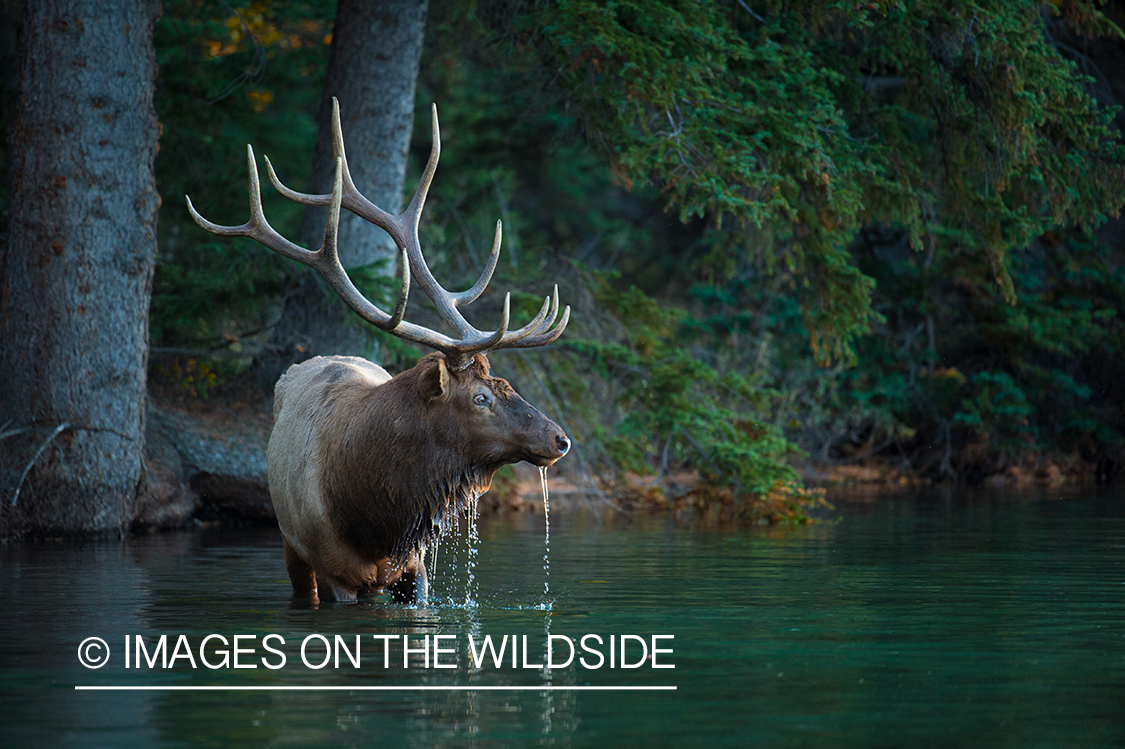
1 485 1124 746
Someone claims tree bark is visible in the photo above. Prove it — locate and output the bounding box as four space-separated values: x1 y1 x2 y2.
0 0 161 536
252 0 429 389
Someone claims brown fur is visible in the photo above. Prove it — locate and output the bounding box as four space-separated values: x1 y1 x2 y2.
267 352 568 603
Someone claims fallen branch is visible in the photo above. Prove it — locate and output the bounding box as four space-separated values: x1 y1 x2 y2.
0 419 28 442
10 422 70 507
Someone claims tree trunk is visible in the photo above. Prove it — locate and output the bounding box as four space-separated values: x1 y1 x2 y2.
0 0 22 223
0 0 161 536
251 0 429 389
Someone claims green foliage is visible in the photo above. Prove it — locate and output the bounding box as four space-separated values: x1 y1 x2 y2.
140 0 1125 503
789 227 1124 470
952 371 1037 454
151 0 335 367
566 279 816 515
513 0 1125 362
406 12 822 514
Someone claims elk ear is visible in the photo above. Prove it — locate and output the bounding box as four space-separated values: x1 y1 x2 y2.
419 355 451 400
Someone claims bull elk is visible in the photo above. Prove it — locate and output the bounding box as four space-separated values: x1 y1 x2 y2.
186 100 570 604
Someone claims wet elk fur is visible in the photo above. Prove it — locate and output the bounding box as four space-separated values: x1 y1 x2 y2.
268 353 568 602
188 100 571 603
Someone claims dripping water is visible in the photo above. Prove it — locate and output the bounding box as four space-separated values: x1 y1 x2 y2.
539 465 551 598
464 493 480 607
428 510 452 602
448 511 460 605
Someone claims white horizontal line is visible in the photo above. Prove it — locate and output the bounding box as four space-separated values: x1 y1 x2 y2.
75 685 676 692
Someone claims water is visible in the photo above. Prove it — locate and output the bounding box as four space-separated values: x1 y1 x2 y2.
2 486 1124 746
429 535 439 579
464 494 480 607
539 465 551 598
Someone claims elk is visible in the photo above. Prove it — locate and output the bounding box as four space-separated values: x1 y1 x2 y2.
186 100 571 604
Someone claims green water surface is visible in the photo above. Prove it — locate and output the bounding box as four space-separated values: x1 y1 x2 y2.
2 487 1123 747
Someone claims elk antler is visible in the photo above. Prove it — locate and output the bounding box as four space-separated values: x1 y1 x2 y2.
186 99 569 371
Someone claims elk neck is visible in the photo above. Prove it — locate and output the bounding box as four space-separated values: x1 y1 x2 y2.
318 359 502 563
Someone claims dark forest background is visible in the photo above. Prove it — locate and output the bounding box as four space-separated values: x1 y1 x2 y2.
3 0 1125 527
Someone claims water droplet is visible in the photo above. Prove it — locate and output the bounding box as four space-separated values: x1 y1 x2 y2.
465 493 480 607
539 465 550 598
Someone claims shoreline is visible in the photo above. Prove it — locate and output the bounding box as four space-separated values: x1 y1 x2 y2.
127 391 1113 533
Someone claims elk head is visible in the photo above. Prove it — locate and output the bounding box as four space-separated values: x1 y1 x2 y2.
410 352 571 471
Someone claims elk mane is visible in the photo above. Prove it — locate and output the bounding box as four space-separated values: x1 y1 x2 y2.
316 355 498 564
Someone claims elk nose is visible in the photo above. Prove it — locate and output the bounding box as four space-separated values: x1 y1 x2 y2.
556 434 571 456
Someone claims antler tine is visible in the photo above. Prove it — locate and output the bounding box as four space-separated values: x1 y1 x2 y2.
444 293 511 364
330 97 359 196
534 285 562 335
186 193 239 236
321 154 344 262
262 99 399 232
451 220 502 306
260 99 356 208
496 288 555 345
187 145 313 266
494 305 571 351
264 154 330 207
404 103 441 229
387 243 411 331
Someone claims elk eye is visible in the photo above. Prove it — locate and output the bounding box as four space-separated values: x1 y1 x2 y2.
473 393 490 407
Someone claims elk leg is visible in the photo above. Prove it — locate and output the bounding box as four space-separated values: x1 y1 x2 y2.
388 550 428 605
283 537 358 603
319 577 359 603
283 537 317 594
413 552 429 604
